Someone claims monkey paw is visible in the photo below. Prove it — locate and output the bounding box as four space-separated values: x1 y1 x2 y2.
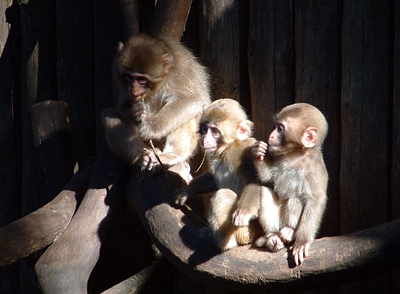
173 189 189 206
232 209 253 226
254 234 284 252
291 241 311 265
279 226 295 244
141 149 159 171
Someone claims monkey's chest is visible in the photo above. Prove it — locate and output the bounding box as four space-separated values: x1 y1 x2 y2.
210 161 243 194
273 166 311 201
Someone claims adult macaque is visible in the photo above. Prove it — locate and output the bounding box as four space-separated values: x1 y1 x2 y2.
102 34 211 181
174 99 280 251
253 103 328 265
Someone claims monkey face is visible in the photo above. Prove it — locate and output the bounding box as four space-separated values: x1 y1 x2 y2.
122 72 152 102
200 122 220 154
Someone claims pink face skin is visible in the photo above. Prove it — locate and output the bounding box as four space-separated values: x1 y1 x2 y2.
200 123 220 154
267 122 286 153
123 72 150 101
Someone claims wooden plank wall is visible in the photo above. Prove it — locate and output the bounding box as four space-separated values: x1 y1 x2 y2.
0 0 398 293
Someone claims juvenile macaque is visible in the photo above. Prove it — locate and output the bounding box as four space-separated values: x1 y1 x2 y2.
174 99 280 251
253 103 328 265
102 34 211 181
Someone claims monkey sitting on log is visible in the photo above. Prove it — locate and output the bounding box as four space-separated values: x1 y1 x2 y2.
174 98 280 251
252 103 329 265
102 34 211 182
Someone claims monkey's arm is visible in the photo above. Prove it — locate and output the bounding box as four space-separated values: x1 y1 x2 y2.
232 183 261 226
102 107 146 165
290 193 327 265
138 97 205 141
173 172 218 206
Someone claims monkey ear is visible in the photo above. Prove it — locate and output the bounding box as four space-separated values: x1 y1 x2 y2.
161 53 174 72
301 127 318 148
117 42 124 53
237 120 253 141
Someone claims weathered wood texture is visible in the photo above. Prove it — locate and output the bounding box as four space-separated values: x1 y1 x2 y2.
0 161 93 268
0 2 21 293
57 0 95 165
132 171 400 292
31 101 74 205
35 148 126 294
294 0 340 239
248 0 294 138
146 0 192 40
200 0 242 103
341 1 390 292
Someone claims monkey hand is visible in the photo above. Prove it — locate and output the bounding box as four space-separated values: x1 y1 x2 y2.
173 188 190 206
132 101 147 122
290 240 311 265
232 209 254 226
252 140 268 161
278 226 295 244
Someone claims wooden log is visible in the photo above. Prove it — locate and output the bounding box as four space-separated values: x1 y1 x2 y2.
118 0 139 43
35 148 125 294
146 0 192 40
0 160 94 268
132 171 400 292
31 100 74 206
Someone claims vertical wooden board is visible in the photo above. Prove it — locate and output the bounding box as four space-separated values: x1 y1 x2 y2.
0 2 20 293
392 2 400 293
199 0 241 103
57 0 95 164
36 0 57 102
93 0 119 152
0 1 20 226
19 2 41 293
248 0 294 140
294 0 340 238
341 0 390 293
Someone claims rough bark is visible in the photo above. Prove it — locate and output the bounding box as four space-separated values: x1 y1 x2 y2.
146 0 192 40
132 171 400 292
0 161 94 268
35 149 126 294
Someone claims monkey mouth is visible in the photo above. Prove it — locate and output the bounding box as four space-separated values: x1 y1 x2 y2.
268 145 280 153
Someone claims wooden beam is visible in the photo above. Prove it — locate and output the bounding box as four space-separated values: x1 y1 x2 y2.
132 171 400 292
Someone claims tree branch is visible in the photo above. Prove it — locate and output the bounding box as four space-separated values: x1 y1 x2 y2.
132 171 400 292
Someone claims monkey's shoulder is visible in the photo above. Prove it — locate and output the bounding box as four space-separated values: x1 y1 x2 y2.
221 138 256 165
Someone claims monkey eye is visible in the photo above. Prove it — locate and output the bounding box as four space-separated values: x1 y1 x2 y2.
210 127 219 136
122 72 134 83
136 76 148 85
275 123 285 133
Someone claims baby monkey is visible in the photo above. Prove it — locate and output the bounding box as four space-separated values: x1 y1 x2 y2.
174 99 280 251
253 103 328 265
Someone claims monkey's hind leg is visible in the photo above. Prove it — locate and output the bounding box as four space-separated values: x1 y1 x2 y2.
207 189 240 251
255 187 284 252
